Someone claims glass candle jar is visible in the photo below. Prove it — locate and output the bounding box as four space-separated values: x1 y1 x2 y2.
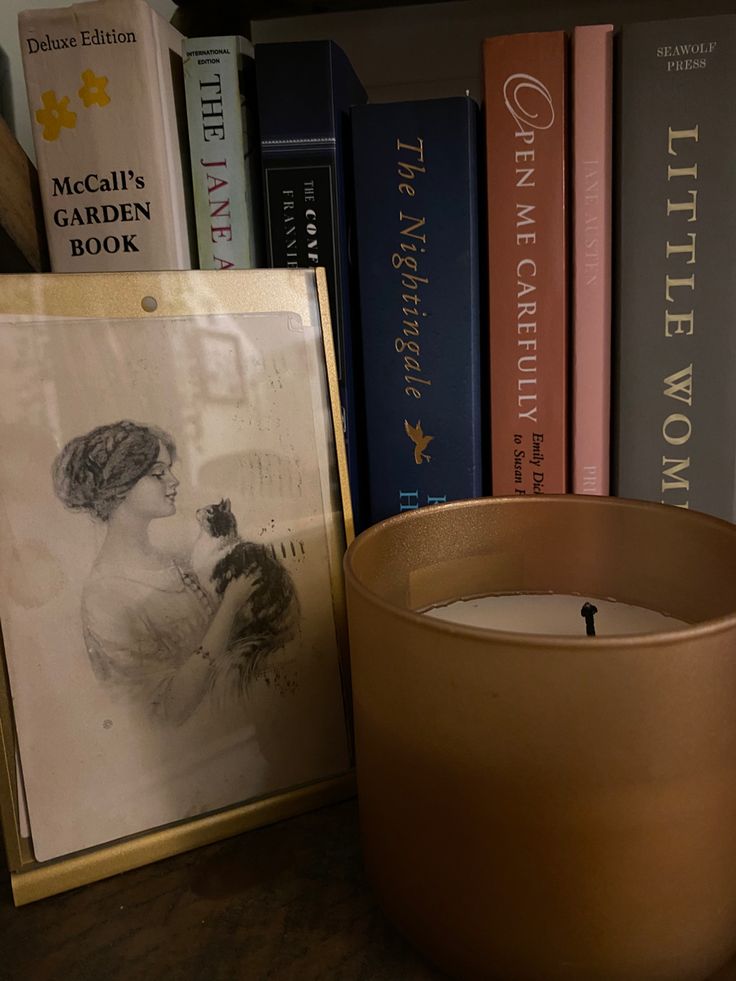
344 496 736 981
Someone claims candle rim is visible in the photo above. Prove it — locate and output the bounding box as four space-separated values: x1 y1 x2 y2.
344 495 736 646
351 589 736 647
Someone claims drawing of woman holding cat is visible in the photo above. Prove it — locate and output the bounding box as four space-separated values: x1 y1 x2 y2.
52 419 296 726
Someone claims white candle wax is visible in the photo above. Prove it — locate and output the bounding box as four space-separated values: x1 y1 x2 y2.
424 593 688 636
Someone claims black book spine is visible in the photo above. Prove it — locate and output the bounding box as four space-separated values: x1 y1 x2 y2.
255 41 369 531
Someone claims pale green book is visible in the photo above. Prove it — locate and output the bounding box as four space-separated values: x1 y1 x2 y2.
183 35 261 269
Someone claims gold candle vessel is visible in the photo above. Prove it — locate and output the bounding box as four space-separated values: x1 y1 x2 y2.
344 495 736 981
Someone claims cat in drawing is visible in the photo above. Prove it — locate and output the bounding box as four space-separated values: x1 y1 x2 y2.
192 498 299 686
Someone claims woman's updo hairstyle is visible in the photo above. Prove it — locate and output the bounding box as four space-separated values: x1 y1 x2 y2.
52 420 176 521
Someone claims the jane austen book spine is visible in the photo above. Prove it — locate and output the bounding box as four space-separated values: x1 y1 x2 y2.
183 36 262 270
255 40 368 532
614 15 736 520
351 97 484 527
18 0 195 272
483 31 568 495
572 24 613 495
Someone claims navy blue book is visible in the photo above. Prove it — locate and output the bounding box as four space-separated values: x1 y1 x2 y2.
255 40 368 533
351 97 485 526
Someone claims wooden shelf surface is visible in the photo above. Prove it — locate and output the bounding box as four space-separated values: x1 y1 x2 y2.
4 797 736 980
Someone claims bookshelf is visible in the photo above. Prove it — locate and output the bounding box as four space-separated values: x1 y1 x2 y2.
5 2 736 978
244 0 734 103
6 0 732 239
4 0 732 223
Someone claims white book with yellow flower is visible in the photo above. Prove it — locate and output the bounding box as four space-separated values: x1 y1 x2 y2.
18 0 195 272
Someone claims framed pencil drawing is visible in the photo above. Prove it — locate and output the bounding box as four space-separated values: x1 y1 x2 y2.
0 268 355 904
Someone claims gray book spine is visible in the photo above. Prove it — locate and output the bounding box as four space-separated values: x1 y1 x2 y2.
614 15 736 521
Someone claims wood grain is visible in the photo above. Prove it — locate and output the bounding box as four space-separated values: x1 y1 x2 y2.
2 798 736 980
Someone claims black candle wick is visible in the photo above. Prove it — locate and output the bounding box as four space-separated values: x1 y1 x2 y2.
581 602 598 637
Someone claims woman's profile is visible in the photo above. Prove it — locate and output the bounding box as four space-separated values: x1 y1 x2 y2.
52 419 298 726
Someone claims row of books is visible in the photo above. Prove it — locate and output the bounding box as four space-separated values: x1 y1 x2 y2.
346 12 736 529
17 0 736 530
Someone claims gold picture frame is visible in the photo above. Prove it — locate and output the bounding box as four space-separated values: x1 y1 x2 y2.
0 268 355 905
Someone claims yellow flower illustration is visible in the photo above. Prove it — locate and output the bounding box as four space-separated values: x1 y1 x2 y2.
35 90 77 141
78 69 110 108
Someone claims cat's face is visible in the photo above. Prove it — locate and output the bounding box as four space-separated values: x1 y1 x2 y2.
196 498 236 538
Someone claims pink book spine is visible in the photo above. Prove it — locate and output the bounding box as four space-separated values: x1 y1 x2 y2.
572 24 613 495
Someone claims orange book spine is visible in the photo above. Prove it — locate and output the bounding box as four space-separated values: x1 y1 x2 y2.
483 31 568 495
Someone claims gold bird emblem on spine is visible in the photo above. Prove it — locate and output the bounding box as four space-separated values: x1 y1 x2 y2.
404 419 434 464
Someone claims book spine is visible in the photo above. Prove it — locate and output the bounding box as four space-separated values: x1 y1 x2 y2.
0 115 48 272
483 31 569 495
351 98 484 526
614 16 736 521
183 36 260 269
18 0 194 272
572 24 613 495
256 42 369 531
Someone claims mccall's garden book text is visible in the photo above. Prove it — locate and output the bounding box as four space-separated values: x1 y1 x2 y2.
19 0 195 272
